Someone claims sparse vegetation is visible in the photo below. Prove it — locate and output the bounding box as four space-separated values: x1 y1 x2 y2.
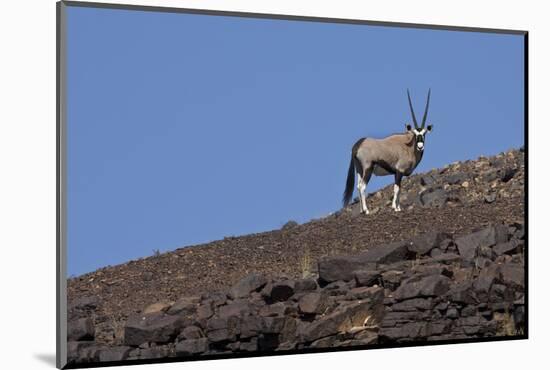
495 309 517 336
301 246 312 278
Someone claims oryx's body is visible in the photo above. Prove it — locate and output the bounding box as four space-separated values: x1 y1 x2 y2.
343 89 434 214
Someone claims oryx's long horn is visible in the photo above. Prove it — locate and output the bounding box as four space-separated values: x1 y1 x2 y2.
407 89 419 129
421 88 431 129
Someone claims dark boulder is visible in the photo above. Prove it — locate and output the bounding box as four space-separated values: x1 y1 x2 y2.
318 254 376 284
239 338 259 352
180 325 204 340
362 241 412 265
446 173 469 185
139 345 171 359
167 298 197 316
420 174 436 186
261 316 286 334
481 169 500 183
67 341 100 364
282 220 299 230
354 270 381 287
69 296 99 312
493 240 522 256
391 298 434 312
98 346 132 362
393 275 451 301
500 264 524 290
294 278 318 293
259 302 286 317
500 167 518 183
379 322 430 342
229 273 268 299
419 187 448 207
239 316 263 339
299 298 384 343
218 300 253 319
346 286 384 301
261 281 295 303
319 242 411 285
455 225 509 261
124 312 185 346
175 338 208 356
381 270 404 291
196 302 214 321
205 315 241 343
447 281 477 305
298 292 328 315
484 193 497 204
473 264 500 302
408 232 451 256
67 317 95 341
258 333 280 351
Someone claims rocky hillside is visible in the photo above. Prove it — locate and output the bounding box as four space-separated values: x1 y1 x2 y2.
66 148 525 365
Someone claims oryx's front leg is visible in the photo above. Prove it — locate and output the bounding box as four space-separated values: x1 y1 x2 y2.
392 172 403 212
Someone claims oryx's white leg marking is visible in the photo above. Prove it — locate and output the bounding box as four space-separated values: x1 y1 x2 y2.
392 184 402 211
357 173 369 214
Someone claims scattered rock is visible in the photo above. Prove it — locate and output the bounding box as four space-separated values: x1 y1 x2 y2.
484 193 497 203
446 173 469 185
420 175 436 186
282 220 299 230
419 187 448 207
142 272 154 281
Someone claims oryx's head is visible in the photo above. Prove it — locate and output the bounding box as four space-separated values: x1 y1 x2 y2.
405 89 433 152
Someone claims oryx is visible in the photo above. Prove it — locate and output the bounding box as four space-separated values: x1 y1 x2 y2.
342 89 434 214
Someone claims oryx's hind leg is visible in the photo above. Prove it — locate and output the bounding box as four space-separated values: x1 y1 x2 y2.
392 172 403 212
357 166 373 214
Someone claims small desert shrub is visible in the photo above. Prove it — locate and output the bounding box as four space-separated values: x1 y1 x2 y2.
495 310 517 336
301 246 312 278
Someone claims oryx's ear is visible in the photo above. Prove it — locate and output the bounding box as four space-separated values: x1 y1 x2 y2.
426 124 433 132
405 124 412 131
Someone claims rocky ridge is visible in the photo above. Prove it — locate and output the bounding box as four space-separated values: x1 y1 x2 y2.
67 148 525 364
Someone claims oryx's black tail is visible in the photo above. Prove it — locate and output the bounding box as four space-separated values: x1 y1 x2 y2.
343 138 365 207
342 154 356 207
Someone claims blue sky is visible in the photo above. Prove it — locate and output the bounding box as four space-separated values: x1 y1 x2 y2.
66 6 524 276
